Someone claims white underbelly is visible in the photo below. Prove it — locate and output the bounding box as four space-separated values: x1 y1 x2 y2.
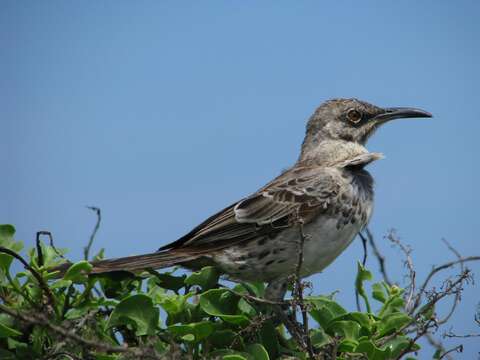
300 216 363 277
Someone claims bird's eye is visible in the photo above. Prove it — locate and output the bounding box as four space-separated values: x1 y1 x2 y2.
346 109 362 124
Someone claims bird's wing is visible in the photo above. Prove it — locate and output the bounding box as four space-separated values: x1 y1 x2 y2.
159 166 343 250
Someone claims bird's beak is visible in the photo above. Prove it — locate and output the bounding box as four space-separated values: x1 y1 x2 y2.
373 107 433 123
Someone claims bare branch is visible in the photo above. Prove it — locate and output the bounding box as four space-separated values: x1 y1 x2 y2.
38 231 66 260
0 304 162 359
0 246 56 310
364 228 392 286
438 344 463 360
386 230 416 312
412 256 480 312
84 206 101 261
293 219 315 359
356 231 368 311
436 239 464 325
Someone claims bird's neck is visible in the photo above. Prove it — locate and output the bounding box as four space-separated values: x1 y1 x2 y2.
298 138 370 166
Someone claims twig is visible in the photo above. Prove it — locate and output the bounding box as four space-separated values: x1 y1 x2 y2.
38 231 66 260
443 326 480 338
364 228 392 286
359 231 368 267
0 246 56 310
84 206 101 261
380 269 472 350
424 333 452 360
435 239 463 326
0 304 162 359
228 289 288 306
412 256 480 312
356 231 369 311
36 232 45 267
438 344 463 360
386 230 416 312
294 220 315 359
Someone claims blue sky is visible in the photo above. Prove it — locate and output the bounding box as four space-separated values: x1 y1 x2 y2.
2 1 479 357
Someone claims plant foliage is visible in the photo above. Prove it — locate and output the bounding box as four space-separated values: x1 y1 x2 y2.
0 224 475 359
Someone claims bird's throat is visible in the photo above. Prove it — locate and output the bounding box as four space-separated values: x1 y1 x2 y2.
299 139 373 167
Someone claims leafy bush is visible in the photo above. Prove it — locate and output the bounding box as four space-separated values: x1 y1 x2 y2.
0 224 475 359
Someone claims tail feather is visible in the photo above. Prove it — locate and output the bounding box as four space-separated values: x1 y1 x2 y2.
90 251 197 274
53 250 199 276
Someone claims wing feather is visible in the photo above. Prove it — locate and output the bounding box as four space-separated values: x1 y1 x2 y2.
159 166 343 250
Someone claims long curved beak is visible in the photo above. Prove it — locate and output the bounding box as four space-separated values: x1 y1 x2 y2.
374 107 432 122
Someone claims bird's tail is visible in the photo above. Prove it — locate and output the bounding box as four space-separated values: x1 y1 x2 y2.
53 250 199 276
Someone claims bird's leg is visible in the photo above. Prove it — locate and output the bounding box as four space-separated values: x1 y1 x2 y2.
266 279 307 350
265 278 289 303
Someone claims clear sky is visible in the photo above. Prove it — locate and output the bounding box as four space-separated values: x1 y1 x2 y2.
2 1 479 357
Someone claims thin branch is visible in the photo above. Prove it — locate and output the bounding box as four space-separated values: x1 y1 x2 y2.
294 220 315 359
36 232 45 267
386 230 416 312
356 231 369 311
412 256 480 312
0 246 56 310
436 239 463 325
424 333 453 360
364 228 392 286
438 345 463 360
359 231 368 267
84 206 101 261
0 304 162 359
38 231 66 260
443 326 480 338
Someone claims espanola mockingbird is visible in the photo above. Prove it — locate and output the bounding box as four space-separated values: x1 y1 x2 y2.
73 98 432 300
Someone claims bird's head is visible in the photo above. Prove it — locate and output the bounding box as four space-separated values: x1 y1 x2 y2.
305 98 432 145
299 98 432 163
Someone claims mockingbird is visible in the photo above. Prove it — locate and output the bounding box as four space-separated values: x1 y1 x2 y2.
73 98 431 300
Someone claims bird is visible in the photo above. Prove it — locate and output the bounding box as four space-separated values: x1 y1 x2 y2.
63 98 432 300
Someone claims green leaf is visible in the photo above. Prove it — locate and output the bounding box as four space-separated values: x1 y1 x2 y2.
259 320 280 359
383 335 420 358
36 242 65 268
93 248 105 261
185 266 219 290
378 295 405 317
310 328 331 348
307 296 347 328
157 292 196 325
372 282 387 303
108 294 159 336
0 323 22 338
210 350 252 360
182 333 195 342
377 312 412 337
335 312 373 333
63 260 93 284
50 279 73 289
338 338 358 352
152 272 186 292
95 354 120 360
200 289 250 326
355 262 372 313
234 282 265 297
209 329 237 349
0 225 23 273
0 225 15 242
223 355 249 360
246 343 269 360
0 349 15 360
98 271 137 298
168 321 214 342
65 306 92 320
327 320 361 340
356 339 391 360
